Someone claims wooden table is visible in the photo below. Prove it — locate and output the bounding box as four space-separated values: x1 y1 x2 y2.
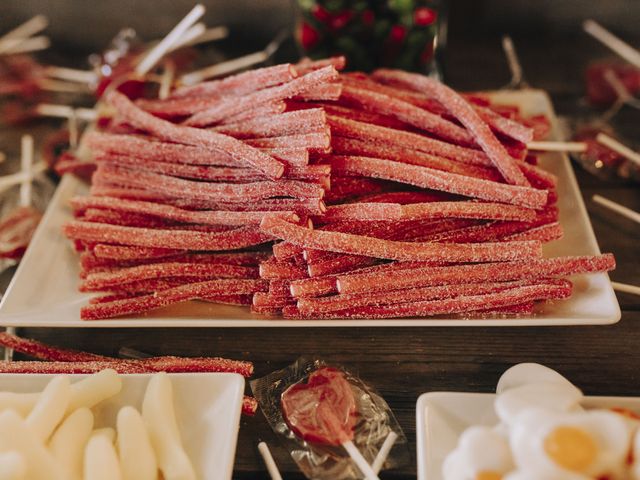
5 34 640 479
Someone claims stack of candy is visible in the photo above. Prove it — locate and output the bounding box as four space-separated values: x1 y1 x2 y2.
63 56 616 320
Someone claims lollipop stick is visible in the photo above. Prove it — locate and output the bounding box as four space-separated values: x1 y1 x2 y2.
371 431 398 474
44 66 97 84
257 442 283 480
583 19 640 69
180 50 268 85
0 163 47 195
596 133 640 167
611 282 640 297
3 328 16 361
342 440 381 480
20 135 33 208
592 195 640 224
0 35 50 55
167 22 206 53
0 15 48 53
135 4 205 76
527 141 587 152
159 61 176 100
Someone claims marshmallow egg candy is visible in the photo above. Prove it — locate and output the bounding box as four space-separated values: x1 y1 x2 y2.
509 407 632 479
442 425 514 480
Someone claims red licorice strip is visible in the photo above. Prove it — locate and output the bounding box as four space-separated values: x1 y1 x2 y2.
222 101 288 124
340 84 476 146
106 91 285 179
503 222 563 242
268 280 293 296
259 258 308 280
81 208 174 229
321 203 405 222
297 279 546 315
63 221 273 251
172 64 298 99
81 279 268 320
296 56 346 73
94 164 324 202
0 357 254 376
324 176 389 203
213 108 326 138
401 202 536 222
357 191 447 204
331 136 500 181
307 255 378 277
92 244 184 260
252 292 296 308
289 276 338 298
82 262 259 290
284 281 572 319
242 396 259 416
329 156 548 209
84 278 209 294
294 82 343 101
184 66 339 127
327 115 490 165
336 254 616 295
272 242 304 260
245 131 331 151
0 332 107 362
261 215 540 263
372 70 529 186
72 196 299 227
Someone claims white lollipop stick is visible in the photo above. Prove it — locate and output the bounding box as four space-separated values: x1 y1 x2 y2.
68 110 79 149
0 36 50 55
167 22 206 53
342 440 381 480
592 194 640 224
0 15 48 53
611 282 640 296
36 78 88 93
180 50 268 85
19 135 33 208
596 133 640 167
527 141 587 152
34 104 98 122
583 20 640 69
44 66 97 84
178 26 229 48
371 431 398 474
0 162 47 195
135 4 205 76
159 61 176 100
257 442 283 480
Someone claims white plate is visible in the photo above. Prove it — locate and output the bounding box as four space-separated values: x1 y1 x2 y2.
0 89 620 327
0 372 245 480
416 391 640 480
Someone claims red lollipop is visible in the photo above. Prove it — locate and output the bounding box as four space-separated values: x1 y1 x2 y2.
281 367 380 480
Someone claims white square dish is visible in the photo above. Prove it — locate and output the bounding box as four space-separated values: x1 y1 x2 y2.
0 89 620 327
0 372 245 480
416 391 640 480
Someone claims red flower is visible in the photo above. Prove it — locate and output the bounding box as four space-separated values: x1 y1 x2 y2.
311 5 331 23
414 7 438 27
299 22 320 50
389 25 407 44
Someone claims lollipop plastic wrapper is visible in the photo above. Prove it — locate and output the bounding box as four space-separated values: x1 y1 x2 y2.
250 358 409 479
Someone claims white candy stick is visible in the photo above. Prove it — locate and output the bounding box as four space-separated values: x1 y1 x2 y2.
19 135 33 208
67 369 122 413
592 194 640 224
0 392 38 416
142 372 195 480
168 22 206 53
527 141 587 152
117 406 157 480
342 440 381 480
257 442 282 480
0 36 50 55
611 282 640 296
43 66 97 84
83 434 123 480
135 4 205 76
92 427 116 443
0 451 26 480
26 375 70 442
0 410 66 480
583 20 640 69
596 133 640 167
36 78 87 93
371 431 398 474
180 50 267 85
48 408 94 480
0 15 48 53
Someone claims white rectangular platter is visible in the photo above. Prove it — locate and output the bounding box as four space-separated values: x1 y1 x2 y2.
0 89 620 327
0 372 245 480
416 391 640 480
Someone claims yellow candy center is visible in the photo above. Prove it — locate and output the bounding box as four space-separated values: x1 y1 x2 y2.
543 425 597 472
475 471 502 480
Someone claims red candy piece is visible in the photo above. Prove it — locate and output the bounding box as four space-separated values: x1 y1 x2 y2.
282 367 356 446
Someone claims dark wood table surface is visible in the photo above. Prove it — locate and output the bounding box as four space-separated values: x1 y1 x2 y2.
2 34 639 479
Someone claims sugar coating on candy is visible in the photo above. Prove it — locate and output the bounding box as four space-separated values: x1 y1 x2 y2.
259 258 309 280
294 81 343 101
341 84 476 146
184 66 339 126
105 91 285 179
214 108 326 139
307 255 378 277
64 221 273 251
173 64 298 99
222 101 287 124
372 70 529 186
0 332 108 362
82 262 259 290
329 155 548 209
81 279 268 320
401 202 536 222
296 56 346 73
245 131 331 150
504 222 563 242
321 203 404 222
336 254 616 295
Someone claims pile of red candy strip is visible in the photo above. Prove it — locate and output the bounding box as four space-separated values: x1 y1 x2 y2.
62 57 616 320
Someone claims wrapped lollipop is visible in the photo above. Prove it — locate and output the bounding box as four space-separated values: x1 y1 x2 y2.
251 358 408 480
